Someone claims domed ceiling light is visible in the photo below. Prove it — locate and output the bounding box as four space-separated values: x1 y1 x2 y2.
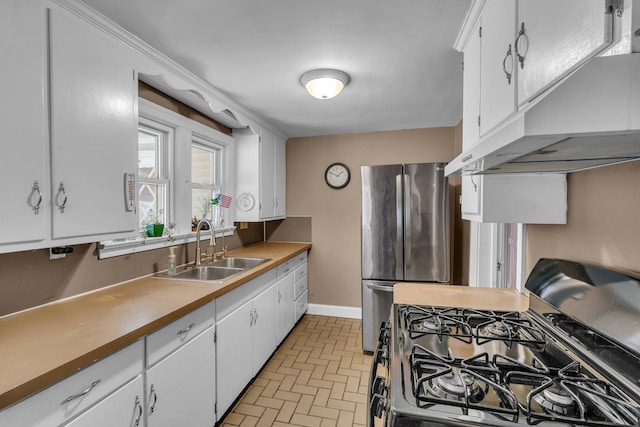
300 69 350 100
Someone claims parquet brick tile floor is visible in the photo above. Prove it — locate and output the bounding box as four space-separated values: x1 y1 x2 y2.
219 315 372 427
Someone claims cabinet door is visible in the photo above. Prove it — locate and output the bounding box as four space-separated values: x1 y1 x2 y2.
64 376 144 427
276 273 295 344
461 175 482 217
49 9 137 240
0 0 48 246
216 299 253 415
273 135 286 218
462 18 481 150
252 283 278 374
146 327 216 427
259 129 276 219
480 0 517 135
517 0 614 105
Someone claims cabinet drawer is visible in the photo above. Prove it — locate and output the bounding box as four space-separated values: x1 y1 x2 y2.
293 251 307 266
294 263 307 284
0 340 143 427
276 258 295 278
146 300 215 367
294 272 308 300
295 290 308 323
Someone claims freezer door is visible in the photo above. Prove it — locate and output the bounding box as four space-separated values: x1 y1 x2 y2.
361 280 394 352
403 163 450 282
361 164 404 280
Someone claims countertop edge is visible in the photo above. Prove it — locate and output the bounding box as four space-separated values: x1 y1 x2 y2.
0 242 311 410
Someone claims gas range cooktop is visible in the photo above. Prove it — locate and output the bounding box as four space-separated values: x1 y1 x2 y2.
369 259 640 427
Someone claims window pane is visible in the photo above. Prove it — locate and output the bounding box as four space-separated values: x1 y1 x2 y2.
139 129 159 179
192 146 214 185
192 188 213 222
139 183 165 226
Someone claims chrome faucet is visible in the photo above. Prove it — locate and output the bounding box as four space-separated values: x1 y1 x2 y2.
195 219 215 266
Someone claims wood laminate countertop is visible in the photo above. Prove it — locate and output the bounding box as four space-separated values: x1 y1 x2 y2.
0 241 311 410
394 283 529 312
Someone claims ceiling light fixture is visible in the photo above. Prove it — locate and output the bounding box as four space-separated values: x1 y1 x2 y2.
300 69 350 100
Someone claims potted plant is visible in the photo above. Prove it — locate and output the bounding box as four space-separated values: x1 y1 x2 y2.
143 209 165 237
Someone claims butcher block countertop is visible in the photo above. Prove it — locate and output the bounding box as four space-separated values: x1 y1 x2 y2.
394 283 529 312
0 241 311 410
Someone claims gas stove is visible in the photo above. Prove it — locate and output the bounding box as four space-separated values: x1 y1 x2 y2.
368 259 640 427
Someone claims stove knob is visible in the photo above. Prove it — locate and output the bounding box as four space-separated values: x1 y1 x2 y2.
372 376 386 395
371 394 386 418
375 348 389 365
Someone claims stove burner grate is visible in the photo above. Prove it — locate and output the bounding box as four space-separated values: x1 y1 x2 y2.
465 309 547 348
403 305 473 343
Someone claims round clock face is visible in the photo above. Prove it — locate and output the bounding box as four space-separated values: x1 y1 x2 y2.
325 163 350 189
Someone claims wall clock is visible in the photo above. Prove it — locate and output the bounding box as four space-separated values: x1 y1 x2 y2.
325 162 351 189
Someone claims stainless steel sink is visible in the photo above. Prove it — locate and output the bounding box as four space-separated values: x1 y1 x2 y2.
208 257 269 269
153 257 270 282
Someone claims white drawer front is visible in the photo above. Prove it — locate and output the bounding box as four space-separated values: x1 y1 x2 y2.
146 300 215 367
294 272 308 300
276 259 295 278
295 290 308 322
294 263 307 284
293 251 307 267
0 340 143 427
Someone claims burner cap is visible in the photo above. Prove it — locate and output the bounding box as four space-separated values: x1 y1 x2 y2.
486 321 510 338
533 384 578 416
436 371 474 396
425 370 484 404
422 318 443 332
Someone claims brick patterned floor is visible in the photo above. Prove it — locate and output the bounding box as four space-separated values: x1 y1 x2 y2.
219 315 372 427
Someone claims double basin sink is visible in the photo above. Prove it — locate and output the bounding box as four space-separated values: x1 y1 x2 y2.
155 257 270 282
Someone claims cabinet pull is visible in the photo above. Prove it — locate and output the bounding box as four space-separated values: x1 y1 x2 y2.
30 180 43 215
278 290 282 303
502 44 514 84
134 396 143 426
56 182 68 213
515 22 528 69
254 308 258 323
176 322 195 337
60 379 101 405
149 384 158 413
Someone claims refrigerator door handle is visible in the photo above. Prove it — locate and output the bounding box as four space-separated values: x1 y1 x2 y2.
403 173 412 270
365 282 394 292
395 174 404 279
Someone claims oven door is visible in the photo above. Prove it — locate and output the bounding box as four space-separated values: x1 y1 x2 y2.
368 321 390 427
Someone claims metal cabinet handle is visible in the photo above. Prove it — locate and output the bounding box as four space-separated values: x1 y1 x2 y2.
254 308 258 323
61 379 101 405
134 396 143 426
514 22 528 70
177 322 195 337
149 384 158 413
278 290 282 303
56 182 68 213
30 181 43 215
502 44 514 84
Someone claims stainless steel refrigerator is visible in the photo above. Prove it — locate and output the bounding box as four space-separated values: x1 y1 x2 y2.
361 163 449 351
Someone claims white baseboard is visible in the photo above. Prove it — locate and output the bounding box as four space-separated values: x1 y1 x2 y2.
307 304 362 319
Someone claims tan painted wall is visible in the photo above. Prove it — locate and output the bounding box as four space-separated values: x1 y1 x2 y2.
286 128 458 308
526 161 640 275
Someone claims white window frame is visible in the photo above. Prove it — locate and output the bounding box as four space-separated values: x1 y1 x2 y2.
99 99 236 259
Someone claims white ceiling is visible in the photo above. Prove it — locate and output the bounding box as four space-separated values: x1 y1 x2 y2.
81 0 471 138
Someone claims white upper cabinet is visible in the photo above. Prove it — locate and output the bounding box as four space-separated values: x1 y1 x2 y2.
49 9 138 240
462 18 481 150
0 0 48 246
234 127 287 222
516 0 614 106
479 0 517 136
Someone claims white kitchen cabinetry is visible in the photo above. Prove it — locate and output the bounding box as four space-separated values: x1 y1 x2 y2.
0 0 48 247
216 270 277 415
145 300 216 427
146 327 216 427
49 9 138 240
63 376 144 427
0 341 143 427
234 127 286 222
276 273 295 344
293 253 308 323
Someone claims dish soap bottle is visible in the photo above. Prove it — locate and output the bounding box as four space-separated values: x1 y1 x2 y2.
167 246 177 276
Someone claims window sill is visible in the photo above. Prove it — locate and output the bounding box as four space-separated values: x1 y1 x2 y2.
98 226 236 259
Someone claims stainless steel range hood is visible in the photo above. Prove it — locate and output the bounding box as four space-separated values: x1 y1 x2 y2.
446 52 640 176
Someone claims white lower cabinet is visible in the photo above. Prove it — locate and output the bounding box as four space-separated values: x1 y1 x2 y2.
276 273 295 344
0 341 143 427
64 376 144 427
216 277 278 416
146 326 216 427
294 259 309 323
